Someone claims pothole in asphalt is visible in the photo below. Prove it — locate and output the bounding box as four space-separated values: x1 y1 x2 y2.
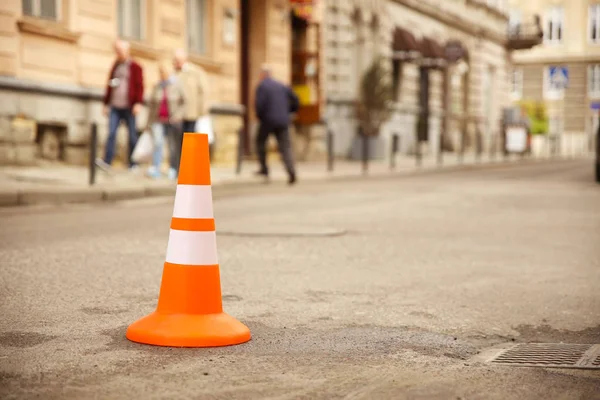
479 343 600 370
216 224 347 238
0 331 57 348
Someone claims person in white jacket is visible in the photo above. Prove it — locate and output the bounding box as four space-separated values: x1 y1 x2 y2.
172 49 211 146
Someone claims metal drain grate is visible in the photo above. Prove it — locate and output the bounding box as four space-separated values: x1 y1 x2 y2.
490 343 600 370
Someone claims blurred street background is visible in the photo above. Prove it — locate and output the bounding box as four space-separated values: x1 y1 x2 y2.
0 0 597 183
1 0 600 399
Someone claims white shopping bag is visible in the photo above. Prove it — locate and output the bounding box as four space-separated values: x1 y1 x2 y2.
131 130 153 163
195 115 215 144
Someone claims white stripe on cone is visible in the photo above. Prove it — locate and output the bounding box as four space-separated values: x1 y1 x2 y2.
172 185 214 219
165 230 219 265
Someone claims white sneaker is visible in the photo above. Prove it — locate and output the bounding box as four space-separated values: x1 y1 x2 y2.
147 166 161 179
95 158 111 172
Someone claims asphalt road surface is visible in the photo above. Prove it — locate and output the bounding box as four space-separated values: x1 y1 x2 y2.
1 159 599 399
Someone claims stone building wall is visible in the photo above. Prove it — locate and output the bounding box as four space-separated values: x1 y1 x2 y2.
0 0 245 167
322 0 512 160
510 0 600 155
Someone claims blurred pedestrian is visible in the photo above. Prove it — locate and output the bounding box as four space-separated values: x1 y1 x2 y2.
144 61 186 180
254 65 299 185
97 39 144 172
173 49 210 148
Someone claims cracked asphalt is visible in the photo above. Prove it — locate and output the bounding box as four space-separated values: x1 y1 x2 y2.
0 159 599 399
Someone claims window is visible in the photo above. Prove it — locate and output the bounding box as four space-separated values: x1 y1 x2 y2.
589 4 600 43
187 0 207 54
545 6 564 44
508 9 522 36
392 60 402 102
118 0 143 41
510 68 523 101
223 8 235 46
22 0 59 21
588 64 600 98
544 66 567 100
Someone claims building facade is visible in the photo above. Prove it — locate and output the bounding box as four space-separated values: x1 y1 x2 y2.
323 0 517 160
0 0 325 167
509 0 600 155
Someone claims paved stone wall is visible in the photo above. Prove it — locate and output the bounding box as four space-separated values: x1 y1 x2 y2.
0 86 102 166
0 82 244 167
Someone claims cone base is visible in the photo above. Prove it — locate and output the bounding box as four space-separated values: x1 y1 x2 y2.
126 311 251 348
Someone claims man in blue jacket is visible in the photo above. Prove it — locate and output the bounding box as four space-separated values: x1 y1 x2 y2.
254 65 299 185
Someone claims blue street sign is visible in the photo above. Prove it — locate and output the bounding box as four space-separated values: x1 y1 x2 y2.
548 66 569 90
591 102 600 110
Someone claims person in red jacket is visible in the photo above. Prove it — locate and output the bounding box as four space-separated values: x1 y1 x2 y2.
96 39 144 172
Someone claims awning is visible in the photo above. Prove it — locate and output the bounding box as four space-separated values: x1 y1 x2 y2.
420 36 447 67
392 27 421 61
445 40 469 63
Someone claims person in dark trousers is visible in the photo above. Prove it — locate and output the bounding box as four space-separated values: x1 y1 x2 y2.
97 39 144 172
254 65 299 185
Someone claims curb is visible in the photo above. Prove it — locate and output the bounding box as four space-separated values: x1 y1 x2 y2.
0 157 585 208
18 187 105 206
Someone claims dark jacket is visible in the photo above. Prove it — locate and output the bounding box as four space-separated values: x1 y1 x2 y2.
255 77 299 129
103 59 144 108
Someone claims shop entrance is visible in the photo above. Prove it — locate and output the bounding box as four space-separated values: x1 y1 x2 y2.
290 2 321 159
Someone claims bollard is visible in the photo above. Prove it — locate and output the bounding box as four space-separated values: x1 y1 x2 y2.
437 134 443 166
415 117 423 168
596 123 600 183
235 127 244 175
459 129 465 164
327 129 334 172
89 123 97 186
500 120 508 162
361 127 369 174
390 133 399 170
475 130 482 163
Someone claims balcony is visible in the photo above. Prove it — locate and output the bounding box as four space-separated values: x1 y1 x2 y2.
507 15 543 51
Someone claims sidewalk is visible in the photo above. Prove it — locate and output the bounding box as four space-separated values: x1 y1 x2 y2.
0 153 573 207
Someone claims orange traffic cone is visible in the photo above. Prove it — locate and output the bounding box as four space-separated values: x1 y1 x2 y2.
126 132 251 347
